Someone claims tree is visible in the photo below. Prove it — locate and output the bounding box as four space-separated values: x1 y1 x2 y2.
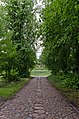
0 0 36 81
0 32 18 82
41 0 79 74
5 0 36 77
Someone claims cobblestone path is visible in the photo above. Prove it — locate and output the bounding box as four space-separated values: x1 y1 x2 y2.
0 77 79 119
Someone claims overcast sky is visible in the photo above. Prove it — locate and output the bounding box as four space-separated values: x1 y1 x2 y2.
34 0 44 59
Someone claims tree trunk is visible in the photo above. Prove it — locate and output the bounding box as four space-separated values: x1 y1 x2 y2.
7 69 11 82
76 40 79 74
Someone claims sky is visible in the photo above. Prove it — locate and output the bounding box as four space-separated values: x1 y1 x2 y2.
34 0 44 59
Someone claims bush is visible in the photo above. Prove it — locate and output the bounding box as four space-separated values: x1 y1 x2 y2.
48 73 79 90
63 74 79 89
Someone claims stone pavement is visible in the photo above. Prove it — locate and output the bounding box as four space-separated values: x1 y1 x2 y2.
0 77 79 119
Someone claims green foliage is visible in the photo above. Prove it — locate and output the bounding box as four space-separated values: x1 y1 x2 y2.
0 32 18 82
18 44 36 77
48 73 79 90
41 0 79 75
48 74 79 106
0 78 29 98
62 74 79 89
0 0 36 82
42 0 79 88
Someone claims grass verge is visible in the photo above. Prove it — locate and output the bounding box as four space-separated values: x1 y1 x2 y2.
31 69 51 77
48 75 79 107
0 78 30 99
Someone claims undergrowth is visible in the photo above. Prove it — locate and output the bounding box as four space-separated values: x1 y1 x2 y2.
0 78 29 98
48 73 79 106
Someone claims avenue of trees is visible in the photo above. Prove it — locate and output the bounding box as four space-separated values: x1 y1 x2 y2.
40 0 79 88
0 0 37 82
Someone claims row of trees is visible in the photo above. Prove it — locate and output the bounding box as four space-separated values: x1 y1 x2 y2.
0 0 37 82
41 0 79 74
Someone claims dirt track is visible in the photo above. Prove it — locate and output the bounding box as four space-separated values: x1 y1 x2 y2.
0 77 79 119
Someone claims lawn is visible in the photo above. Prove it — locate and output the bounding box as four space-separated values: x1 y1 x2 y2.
0 78 29 98
31 69 51 77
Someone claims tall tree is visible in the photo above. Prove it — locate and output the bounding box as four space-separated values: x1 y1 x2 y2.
41 0 79 74
0 0 36 81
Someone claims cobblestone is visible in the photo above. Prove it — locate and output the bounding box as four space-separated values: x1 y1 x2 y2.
0 77 79 119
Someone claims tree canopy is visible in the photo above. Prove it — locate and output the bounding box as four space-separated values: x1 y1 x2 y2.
0 0 37 82
41 0 79 74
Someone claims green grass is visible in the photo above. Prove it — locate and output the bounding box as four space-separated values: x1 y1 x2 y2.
48 75 79 107
31 69 51 77
0 78 29 98
48 75 65 91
